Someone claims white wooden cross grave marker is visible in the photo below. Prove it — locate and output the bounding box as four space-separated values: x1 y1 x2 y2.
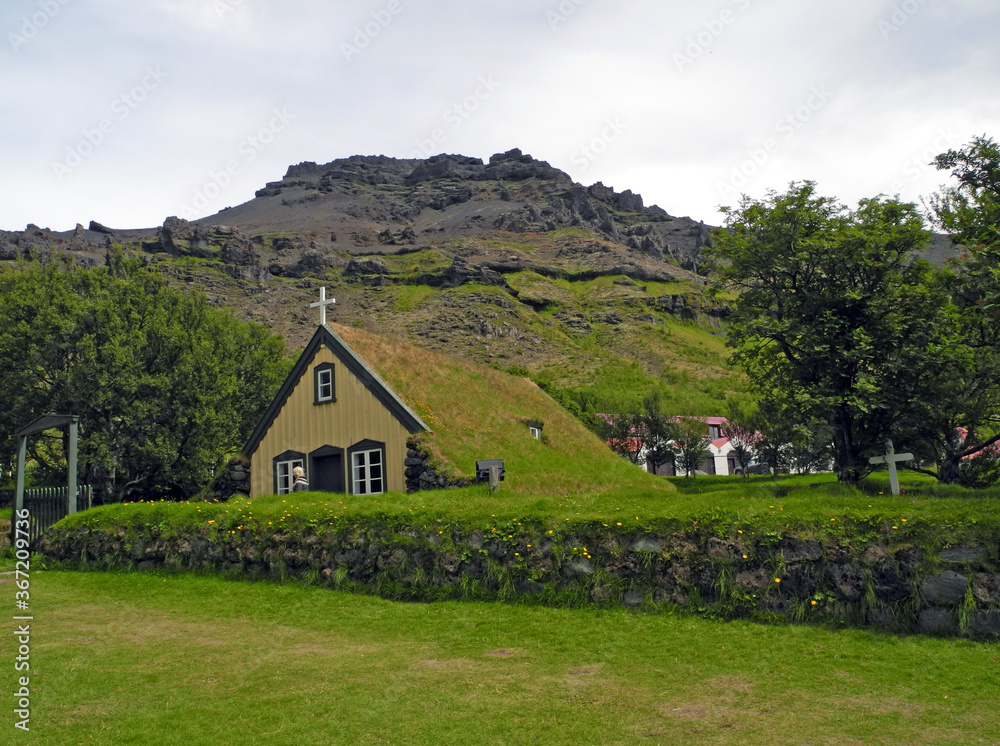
868 439 913 495
309 286 336 325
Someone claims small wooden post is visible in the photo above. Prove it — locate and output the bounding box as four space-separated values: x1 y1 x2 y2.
14 434 27 520
489 464 500 493
67 416 79 515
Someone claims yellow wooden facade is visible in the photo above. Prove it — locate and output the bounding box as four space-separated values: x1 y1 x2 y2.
245 325 428 497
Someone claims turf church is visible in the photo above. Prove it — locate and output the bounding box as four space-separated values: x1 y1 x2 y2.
243 289 429 497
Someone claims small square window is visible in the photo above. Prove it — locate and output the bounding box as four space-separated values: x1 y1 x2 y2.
529 426 542 440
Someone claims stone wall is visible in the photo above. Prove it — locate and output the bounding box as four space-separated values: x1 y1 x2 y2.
39 517 1000 639
204 458 251 499
404 437 469 493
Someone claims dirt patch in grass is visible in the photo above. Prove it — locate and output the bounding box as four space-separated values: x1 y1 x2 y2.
828 696 927 718
566 664 603 677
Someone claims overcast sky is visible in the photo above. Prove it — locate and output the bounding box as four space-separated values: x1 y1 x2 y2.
2 0 997 232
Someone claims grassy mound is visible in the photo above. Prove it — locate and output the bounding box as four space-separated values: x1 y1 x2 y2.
332 322 671 496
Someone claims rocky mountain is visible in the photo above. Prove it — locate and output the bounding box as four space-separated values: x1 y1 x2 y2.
0 148 959 414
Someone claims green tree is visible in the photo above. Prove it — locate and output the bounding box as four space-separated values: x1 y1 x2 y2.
926 135 1000 483
673 418 711 477
594 393 678 473
748 398 797 477
0 251 291 501
708 182 955 482
785 421 833 474
640 392 677 474
723 399 758 477
593 410 645 464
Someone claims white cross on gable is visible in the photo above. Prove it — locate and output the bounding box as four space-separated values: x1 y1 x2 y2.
868 439 913 495
309 286 336 326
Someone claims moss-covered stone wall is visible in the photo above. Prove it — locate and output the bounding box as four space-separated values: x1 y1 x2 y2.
39 519 1000 638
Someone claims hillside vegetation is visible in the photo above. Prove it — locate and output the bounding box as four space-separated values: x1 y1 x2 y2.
1 150 749 418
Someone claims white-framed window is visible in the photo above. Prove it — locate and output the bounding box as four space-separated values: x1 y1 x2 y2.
317 369 333 400
314 363 335 404
351 448 384 495
276 457 304 495
529 426 542 440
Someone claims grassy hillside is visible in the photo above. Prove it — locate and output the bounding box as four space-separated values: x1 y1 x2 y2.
331 323 671 496
147 230 746 418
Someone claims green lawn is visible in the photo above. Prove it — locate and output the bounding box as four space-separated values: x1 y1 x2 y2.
12 571 1000 745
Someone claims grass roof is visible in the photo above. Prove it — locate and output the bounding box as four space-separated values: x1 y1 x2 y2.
332 323 671 496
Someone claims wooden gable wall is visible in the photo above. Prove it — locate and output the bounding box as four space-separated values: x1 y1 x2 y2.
249 343 414 497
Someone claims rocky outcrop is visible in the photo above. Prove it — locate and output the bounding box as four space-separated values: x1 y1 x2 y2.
88 220 116 234
404 154 485 184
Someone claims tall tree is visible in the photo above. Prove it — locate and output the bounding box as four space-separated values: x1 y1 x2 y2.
926 135 1000 483
0 251 291 501
593 411 645 464
707 182 954 482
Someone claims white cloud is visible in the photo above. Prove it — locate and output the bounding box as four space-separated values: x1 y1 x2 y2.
1 0 997 230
